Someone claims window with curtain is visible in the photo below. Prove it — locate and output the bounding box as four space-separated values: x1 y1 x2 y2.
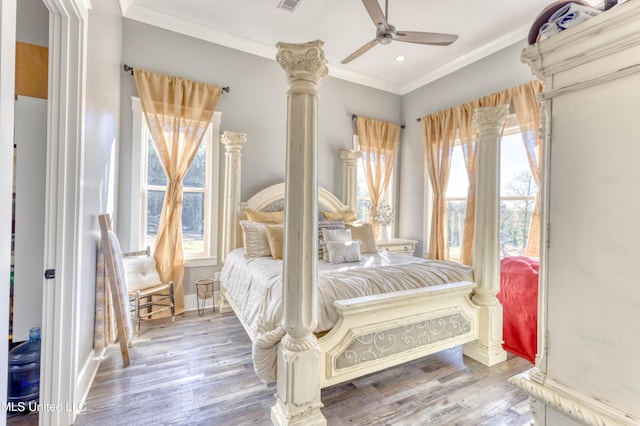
446 116 538 260
353 135 396 225
130 97 221 264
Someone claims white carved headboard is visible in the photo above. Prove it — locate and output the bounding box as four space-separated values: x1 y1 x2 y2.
219 131 360 262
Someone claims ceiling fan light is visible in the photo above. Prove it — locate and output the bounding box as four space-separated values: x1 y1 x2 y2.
395 55 406 63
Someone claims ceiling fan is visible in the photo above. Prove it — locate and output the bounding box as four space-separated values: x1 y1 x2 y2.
341 0 459 64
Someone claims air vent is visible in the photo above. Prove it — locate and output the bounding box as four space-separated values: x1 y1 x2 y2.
278 0 302 13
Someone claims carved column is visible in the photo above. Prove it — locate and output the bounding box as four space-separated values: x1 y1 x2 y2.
219 132 246 313
462 105 509 367
273 41 328 426
340 150 360 213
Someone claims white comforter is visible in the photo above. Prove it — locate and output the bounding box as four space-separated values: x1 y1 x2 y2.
220 248 474 382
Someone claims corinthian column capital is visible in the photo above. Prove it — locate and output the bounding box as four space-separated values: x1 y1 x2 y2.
276 40 328 84
221 131 247 152
473 105 509 135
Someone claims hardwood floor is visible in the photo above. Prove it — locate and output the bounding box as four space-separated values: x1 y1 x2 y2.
9 309 534 425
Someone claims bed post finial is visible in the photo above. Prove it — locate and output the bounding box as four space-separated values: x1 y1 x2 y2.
462 105 509 367
340 150 360 213
272 40 328 426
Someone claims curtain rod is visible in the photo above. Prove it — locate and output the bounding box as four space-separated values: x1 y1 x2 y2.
123 64 230 93
351 114 405 129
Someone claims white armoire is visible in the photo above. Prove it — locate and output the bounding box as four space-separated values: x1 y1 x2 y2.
510 2 640 425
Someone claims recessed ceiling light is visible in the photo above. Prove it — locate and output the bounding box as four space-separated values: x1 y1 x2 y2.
395 56 406 63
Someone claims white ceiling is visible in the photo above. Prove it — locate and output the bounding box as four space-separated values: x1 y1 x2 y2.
118 0 598 95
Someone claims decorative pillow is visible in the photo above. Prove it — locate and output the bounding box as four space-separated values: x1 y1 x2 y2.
322 211 358 223
317 220 345 259
123 256 162 291
347 222 377 254
246 209 284 223
240 220 271 258
324 240 363 264
321 228 352 261
266 224 284 260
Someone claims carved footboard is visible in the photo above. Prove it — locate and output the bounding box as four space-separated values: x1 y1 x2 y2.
318 281 479 388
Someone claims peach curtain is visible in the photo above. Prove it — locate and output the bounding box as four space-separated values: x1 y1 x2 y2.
134 69 222 314
423 82 543 264
356 116 401 237
422 110 456 260
512 80 544 258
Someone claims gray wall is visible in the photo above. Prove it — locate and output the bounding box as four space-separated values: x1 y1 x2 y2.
399 40 537 256
118 19 402 296
80 0 123 363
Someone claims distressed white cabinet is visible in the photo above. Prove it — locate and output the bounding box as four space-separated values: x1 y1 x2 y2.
375 238 417 256
510 3 640 425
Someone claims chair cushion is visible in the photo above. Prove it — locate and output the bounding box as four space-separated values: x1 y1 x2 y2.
123 256 163 291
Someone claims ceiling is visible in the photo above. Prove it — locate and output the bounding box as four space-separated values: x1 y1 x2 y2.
118 0 598 95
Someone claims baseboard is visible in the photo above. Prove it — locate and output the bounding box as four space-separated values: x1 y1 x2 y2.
73 349 102 420
509 368 640 425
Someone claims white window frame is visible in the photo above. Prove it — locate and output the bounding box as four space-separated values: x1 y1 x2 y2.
130 97 221 267
353 134 397 235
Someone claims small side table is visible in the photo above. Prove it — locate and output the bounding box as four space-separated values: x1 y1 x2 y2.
195 278 215 316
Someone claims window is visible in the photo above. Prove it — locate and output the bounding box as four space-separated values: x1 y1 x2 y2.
131 97 221 265
353 135 395 226
445 117 538 260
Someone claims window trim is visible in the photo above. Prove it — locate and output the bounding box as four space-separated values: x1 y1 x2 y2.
130 96 221 266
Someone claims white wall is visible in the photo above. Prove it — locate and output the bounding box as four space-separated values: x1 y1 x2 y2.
119 19 402 296
16 0 47 45
399 40 536 256
76 0 123 399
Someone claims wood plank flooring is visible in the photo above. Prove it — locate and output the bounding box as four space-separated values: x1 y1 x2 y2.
9 309 534 425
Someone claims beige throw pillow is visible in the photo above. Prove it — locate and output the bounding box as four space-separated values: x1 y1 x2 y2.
266 224 284 260
246 209 284 223
347 222 377 254
322 211 357 223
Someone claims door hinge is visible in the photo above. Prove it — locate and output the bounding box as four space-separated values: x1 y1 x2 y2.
44 269 55 279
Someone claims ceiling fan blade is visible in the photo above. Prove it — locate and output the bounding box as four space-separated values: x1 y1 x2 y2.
394 31 459 46
362 0 389 30
341 39 379 64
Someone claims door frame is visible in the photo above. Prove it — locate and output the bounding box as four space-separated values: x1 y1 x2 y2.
40 0 89 424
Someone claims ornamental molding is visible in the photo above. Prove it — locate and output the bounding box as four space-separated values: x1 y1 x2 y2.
509 369 640 426
335 313 471 370
275 40 328 82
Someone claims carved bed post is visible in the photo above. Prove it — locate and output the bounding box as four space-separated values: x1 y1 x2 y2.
219 132 246 314
273 41 328 425
340 149 360 213
462 105 509 366
220 131 247 263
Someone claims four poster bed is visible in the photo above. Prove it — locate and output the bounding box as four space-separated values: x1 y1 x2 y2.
217 41 508 425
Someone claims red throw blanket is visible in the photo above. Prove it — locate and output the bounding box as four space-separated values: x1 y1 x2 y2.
498 256 539 364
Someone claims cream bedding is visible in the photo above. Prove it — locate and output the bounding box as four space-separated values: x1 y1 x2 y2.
220 248 474 382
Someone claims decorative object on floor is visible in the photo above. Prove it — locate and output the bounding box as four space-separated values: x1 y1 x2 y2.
7 326 41 408
195 278 215 316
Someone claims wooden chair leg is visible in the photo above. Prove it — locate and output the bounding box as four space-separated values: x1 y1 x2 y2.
170 282 175 322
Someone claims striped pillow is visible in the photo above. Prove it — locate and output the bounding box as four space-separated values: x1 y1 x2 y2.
317 220 345 260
